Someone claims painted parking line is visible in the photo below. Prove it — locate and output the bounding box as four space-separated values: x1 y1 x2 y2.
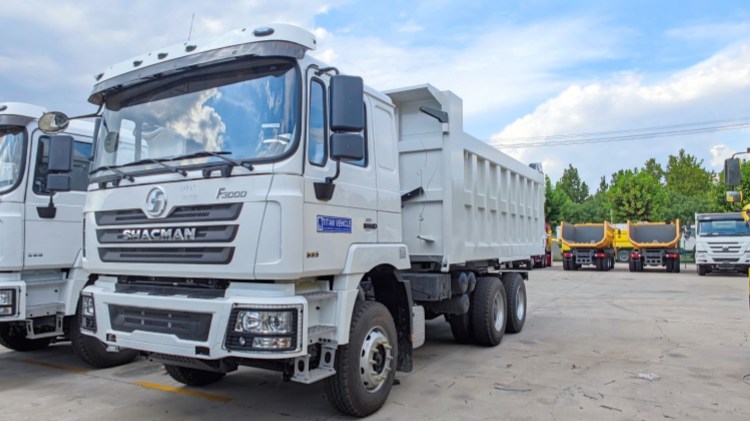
135 381 234 403
21 359 89 375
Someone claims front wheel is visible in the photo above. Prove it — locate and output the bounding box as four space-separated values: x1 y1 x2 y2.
697 264 706 276
165 364 226 386
617 249 630 263
70 303 139 368
0 323 50 352
325 301 398 417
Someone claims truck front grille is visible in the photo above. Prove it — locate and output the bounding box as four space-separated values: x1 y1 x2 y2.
707 242 741 254
109 305 212 341
98 247 234 264
95 203 242 225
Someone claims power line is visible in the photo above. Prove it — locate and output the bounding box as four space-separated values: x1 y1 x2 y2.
490 119 750 149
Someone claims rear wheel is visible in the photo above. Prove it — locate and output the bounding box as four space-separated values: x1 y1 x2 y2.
595 258 603 271
165 365 226 386
673 257 681 273
502 273 526 334
525 260 533 270
563 260 570 271
0 323 50 352
471 277 507 346
635 260 644 272
617 249 630 263
325 300 398 417
628 259 635 272
666 259 674 273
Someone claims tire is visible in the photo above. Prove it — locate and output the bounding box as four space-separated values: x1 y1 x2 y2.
673 257 681 273
629 259 635 272
165 364 226 386
697 264 706 276
502 273 526 334
617 249 630 263
563 260 570 271
595 258 602 271
448 312 475 344
325 301 398 417
525 260 533 270
635 260 644 272
666 259 673 273
70 316 139 368
471 277 507 346
0 323 51 352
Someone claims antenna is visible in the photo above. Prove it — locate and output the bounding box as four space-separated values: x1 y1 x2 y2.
187 13 195 41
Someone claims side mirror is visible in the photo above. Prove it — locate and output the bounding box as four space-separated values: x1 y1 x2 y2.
38 135 75 219
725 158 741 186
330 75 364 132
39 111 70 134
726 191 742 203
330 133 364 161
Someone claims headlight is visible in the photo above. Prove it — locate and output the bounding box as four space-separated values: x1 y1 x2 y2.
235 310 294 334
0 289 16 316
79 294 97 331
225 306 301 352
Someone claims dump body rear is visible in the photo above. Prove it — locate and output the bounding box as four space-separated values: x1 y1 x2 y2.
560 222 616 271
627 220 682 272
387 85 545 270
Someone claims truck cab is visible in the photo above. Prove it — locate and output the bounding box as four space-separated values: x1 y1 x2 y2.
694 212 750 275
0 103 137 367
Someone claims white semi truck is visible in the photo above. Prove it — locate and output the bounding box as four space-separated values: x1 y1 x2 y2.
41 24 545 416
0 103 137 367
694 212 750 275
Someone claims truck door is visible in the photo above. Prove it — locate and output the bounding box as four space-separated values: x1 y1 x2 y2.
303 71 378 273
23 133 90 270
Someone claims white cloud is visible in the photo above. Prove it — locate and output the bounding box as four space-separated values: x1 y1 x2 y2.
710 144 735 167
492 42 750 185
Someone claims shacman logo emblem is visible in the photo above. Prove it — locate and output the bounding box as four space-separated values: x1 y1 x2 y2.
145 187 167 217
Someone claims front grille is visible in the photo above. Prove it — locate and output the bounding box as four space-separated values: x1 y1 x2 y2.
97 225 239 244
109 305 212 341
714 258 739 263
95 203 242 226
707 242 741 254
98 247 234 264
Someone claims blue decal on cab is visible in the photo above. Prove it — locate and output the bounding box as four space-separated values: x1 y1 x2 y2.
317 215 352 233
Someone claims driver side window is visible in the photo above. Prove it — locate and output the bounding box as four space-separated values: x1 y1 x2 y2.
308 79 327 167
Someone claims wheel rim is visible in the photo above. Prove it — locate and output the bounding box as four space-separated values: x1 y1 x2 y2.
516 284 526 321
359 326 393 393
493 292 505 331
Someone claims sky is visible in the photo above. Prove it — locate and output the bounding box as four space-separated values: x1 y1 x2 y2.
1 0 749 187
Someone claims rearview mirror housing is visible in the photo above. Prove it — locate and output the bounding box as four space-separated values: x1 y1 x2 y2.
330 75 364 132
725 158 741 186
38 111 70 134
330 133 365 161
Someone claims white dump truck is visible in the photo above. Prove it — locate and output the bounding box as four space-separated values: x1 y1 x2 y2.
694 212 750 275
0 103 137 367
41 24 545 416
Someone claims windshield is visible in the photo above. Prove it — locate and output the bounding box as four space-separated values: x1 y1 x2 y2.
0 126 26 194
93 58 300 176
697 219 750 237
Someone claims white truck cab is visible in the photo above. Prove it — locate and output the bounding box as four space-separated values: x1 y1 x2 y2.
43 23 544 416
0 102 137 367
694 212 750 275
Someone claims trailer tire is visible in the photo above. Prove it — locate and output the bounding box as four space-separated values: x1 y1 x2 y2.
325 300 398 417
595 258 602 271
471 277 507 346
635 260 644 272
0 323 50 351
666 259 673 273
165 364 226 386
502 273 526 334
673 257 681 273
563 260 570 271
628 259 635 272
70 301 139 368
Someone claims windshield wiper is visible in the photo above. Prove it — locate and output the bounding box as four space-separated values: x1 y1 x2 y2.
165 150 254 171
121 157 187 177
89 165 134 182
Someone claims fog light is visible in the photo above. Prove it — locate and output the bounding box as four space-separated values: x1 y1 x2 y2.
252 337 293 349
235 310 293 335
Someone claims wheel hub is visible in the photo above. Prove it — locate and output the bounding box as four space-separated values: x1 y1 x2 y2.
516 285 526 321
493 292 506 331
359 327 393 393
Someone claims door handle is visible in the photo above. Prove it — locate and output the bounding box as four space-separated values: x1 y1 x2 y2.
364 222 378 230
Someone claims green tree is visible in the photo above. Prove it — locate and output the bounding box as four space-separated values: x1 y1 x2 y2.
643 158 664 184
664 149 713 197
608 169 666 221
556 164 590 203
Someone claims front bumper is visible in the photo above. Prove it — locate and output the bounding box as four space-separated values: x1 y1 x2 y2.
83 278 309 360
0 282 23 321
695 252 750 269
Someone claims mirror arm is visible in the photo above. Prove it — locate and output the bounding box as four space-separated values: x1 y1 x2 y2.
325 160 341 184
69 102 104 121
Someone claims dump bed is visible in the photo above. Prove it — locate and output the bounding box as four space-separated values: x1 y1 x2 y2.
627 220 681 249
387 85 545 268
560 222 615 249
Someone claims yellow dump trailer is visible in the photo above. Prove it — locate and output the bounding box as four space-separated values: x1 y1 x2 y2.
560 221 616 271
613 226 634 263
627 220 681 273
